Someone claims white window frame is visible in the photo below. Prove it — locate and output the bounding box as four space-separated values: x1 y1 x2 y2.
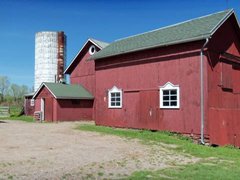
108 86 122 108
160 82 180 109
30 99 35 106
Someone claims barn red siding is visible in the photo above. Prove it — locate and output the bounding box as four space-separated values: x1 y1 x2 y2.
70 45 96 96
69 42 98 121
24 97 35 116
95 41 208 135
207 15 240 147
56 99 93 121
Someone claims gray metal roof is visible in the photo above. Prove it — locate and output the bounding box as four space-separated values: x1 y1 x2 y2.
90 9 234 60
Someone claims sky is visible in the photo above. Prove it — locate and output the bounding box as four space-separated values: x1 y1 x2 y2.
0 0 240 89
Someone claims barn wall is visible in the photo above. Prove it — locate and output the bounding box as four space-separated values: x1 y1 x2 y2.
56 99 93 121
95 41 207 135
69 42 97 120
70 44 96 95
24 97 35 116
207 15 240 147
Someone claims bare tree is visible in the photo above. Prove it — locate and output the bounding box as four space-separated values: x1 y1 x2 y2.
0 76 10 102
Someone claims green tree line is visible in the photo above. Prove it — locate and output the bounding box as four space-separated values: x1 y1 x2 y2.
0 75 31 106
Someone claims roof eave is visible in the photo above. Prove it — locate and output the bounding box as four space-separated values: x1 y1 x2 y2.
64 39 104 74
55 96 94 100
91 35 210 61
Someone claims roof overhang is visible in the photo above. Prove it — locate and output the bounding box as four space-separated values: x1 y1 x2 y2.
64 39 105 74
32 82 53 99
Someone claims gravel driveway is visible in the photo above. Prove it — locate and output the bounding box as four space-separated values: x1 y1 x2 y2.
0 120 199 179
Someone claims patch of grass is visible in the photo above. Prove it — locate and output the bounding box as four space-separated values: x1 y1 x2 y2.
128 161 240 180
98 172 104 176
76 124 240 179
9 105 23 116
76 124 240 159
0 115 35 122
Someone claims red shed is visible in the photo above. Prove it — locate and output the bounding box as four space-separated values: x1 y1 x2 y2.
24 93 35 116
88 9 240 147
64 38 109 120
33 82 94 122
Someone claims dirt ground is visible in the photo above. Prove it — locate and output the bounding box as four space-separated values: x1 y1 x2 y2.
0 120 199 179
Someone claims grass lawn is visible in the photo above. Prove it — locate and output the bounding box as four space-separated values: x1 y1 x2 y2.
77 124 240 179
0 115 35 122
0 105 34 122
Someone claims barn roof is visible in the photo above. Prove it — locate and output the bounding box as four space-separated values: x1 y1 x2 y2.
33 82 94 100
90 9 235 60
64 38 109 74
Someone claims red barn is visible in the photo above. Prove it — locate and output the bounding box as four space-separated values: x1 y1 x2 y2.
33 82 94 122
83 9 240 147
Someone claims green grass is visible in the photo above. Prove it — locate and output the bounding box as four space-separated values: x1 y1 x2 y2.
0 105 35 122
9 105 23 116
76 124 240 179
0 115 35 122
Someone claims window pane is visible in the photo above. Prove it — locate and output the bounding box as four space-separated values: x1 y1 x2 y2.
163 90 169 95
116 102 120 106
170 90 177 95
171 101 177 106
163 102 169 106
163 96 169 100
111 102 115 106
111 93 116 97
111 98 116 101
116 98 121 101
115 92 120 97
171 96 177 100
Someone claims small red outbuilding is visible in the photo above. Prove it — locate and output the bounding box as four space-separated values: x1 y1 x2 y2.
33 82 94 122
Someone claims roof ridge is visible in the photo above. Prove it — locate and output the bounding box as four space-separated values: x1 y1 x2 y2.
209 9 234 35
115 9 233 42
89 38 109 47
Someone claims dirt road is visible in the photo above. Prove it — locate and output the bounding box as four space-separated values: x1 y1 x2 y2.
0 120 199 179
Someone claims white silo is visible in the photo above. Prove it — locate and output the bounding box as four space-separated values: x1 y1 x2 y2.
34 31 66 91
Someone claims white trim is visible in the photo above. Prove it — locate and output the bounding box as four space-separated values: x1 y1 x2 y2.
41 98 45 121
32 82 57 99
108 86 122 108
210 9 234 36
30 99 35 106
64 39 103 74
159 82 180 109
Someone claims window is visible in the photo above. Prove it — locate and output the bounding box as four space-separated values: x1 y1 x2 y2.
108 86 122 108
30 99 35 106
89 45 96 55
160 82 180 109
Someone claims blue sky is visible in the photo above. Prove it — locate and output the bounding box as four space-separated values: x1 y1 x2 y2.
0 0 239 89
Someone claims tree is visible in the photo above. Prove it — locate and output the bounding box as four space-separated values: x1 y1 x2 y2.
10 83 20 101
10 84 29 105
0 76 10 102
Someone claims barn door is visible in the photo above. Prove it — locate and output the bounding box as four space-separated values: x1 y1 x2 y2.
44 98 53 122
139 90 159 130
124 92 140 128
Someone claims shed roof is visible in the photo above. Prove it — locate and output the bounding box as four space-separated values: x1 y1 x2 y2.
90 9 235 60
33 83 94 100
